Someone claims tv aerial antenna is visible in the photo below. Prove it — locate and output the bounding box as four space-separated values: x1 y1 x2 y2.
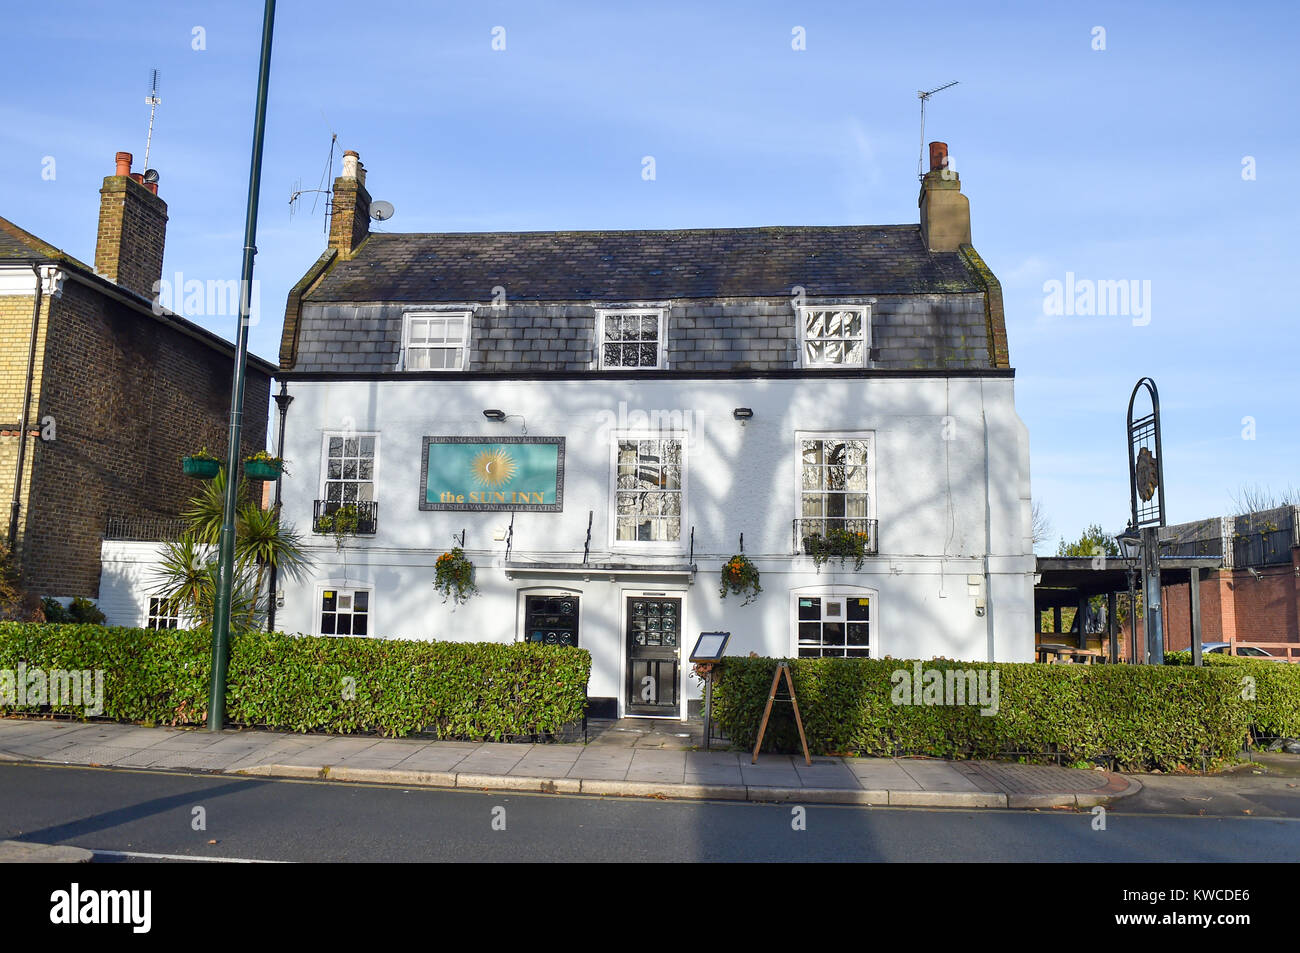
143 69 161 171
289 132 338 230
917 80 958 179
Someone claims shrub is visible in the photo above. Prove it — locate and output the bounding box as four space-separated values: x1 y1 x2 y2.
1166 650 1300 738
67 597 106 625
41 598 68 623
710 656 1251 771
0 622 591 739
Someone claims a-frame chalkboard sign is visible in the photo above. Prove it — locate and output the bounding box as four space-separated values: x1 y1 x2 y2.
751 661 812 765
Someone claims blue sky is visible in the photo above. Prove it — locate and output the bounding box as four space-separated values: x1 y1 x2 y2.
2 1 1296 549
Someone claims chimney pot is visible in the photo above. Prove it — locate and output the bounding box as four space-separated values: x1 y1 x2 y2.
342 151 360 179
929 141 949 172
129 172 144 184
115 152 132 177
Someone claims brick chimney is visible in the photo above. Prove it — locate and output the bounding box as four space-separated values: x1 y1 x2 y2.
95 151 168 298
328 150 371 259
918 141 971 253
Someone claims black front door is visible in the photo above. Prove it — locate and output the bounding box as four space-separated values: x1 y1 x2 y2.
625 596 680 716
524 595 579 646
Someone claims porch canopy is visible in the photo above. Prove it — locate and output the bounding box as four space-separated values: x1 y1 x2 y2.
1034 555 1222 660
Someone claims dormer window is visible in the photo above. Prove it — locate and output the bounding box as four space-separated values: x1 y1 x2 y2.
400 311 470 371
597 309 666 370
797 306 870 367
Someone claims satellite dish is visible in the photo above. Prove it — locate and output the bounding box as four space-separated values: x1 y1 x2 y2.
143 168 160 184
370 200 395 222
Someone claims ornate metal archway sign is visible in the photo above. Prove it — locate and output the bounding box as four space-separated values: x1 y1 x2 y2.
1126 378 1165 528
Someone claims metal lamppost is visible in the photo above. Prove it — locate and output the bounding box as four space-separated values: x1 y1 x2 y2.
1116 524 1142 663
1126 377 1167 667
265 381 293 633
208 0 277 731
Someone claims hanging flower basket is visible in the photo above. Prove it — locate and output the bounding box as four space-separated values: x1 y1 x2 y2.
243 451 286 481
804 528 870 571
182 450 221 480
434 547 478 605
719 553 762 605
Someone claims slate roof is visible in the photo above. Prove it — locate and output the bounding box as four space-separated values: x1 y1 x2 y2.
305 224 982 303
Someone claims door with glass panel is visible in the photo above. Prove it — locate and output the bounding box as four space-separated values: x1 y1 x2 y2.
624 595 681 716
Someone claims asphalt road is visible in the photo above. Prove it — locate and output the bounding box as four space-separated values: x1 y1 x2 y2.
2 763 1298 862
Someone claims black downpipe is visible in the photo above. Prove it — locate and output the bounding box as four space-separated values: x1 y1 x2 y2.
8 263 44 550
266 380 292 631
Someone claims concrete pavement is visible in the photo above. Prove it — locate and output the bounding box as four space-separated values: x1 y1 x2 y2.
0 717 1139 810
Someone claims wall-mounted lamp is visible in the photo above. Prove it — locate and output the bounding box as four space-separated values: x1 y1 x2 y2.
733 408 754 420
482 409 506 422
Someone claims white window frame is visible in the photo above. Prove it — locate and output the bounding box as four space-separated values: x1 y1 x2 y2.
318 431 380 507
145 594 183 630
789 586 878 659
794 430 877 542
596 308 668 370
609 429 687 553
399 310 472 371
314 584 374 638
796 305 871 368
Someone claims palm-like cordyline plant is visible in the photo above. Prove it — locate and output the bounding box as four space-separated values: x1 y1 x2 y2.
154 466 311 631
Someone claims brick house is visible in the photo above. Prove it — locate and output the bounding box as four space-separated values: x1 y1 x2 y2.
270 144 1035 718
0 151 275 602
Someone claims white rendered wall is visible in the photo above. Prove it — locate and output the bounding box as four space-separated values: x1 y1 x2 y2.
270 374 1034 712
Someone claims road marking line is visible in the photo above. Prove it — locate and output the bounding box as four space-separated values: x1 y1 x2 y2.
91 848 285 864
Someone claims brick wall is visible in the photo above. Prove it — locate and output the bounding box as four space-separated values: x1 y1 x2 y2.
0 288 50 551
16 278 270 596
1120 553 1300 654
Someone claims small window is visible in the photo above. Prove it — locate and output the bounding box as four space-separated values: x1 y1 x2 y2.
598 310 665 369
402 312 469 370
146 595 182 630
614 436 684 544
798 306 869 367
796 593 871 658
320 588 370 637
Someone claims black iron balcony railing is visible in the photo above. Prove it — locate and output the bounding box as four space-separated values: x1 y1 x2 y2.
312 499 378 537
793 517 879 557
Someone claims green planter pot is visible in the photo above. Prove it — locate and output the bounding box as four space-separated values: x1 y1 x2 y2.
243 459 283 481
182 457 221 479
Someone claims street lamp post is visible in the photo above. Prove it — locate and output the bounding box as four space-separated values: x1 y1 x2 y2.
207 0 277 731
1117 524 1142 663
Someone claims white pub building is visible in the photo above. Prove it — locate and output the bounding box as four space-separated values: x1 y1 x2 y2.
265 144 1033 719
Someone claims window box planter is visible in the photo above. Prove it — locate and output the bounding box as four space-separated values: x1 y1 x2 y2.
182 456 222 479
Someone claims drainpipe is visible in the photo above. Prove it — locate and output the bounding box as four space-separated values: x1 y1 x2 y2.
266 380 293 631
8 263 44 551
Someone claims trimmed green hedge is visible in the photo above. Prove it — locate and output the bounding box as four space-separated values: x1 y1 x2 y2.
1165 650 1300 738
0 623 591 739
709 657 1255 770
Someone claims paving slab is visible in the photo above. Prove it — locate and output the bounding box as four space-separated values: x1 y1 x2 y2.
0 840 93 863
0 718 1142 811
897 759 982 792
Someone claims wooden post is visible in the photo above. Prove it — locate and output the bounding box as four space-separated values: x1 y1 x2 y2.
1107 591 1118 664
1076 594 1089 650
1190 566 1202 667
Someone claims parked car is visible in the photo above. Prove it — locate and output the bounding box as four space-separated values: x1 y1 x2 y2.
1201 642 1286 660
